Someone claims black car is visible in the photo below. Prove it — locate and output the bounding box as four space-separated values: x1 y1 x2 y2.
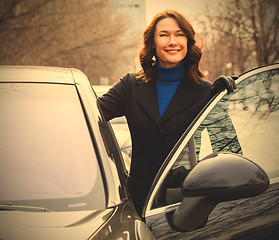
0 64 278 239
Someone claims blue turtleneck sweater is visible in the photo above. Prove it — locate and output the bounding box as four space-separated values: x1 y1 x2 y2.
156 61 186 117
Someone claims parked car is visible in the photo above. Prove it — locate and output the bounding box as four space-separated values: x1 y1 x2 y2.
0 64 278 240
93 85 132 159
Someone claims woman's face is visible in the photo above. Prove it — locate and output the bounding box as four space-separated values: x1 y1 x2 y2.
154 17 188 68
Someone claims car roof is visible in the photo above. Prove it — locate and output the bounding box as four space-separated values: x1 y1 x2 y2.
0 66 86 84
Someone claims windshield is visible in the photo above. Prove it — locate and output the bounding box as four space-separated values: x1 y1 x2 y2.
0 83 105 211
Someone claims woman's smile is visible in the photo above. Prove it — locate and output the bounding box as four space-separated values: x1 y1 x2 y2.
165 49 181 54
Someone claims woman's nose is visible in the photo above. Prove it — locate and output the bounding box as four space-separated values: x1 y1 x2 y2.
168 35 177 45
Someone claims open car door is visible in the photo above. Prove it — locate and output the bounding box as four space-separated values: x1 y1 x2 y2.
144 63 279 239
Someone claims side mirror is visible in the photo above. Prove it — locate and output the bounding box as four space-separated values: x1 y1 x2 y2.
167 152 269 232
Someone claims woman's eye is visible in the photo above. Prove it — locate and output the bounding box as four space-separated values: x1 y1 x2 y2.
160 34 167 37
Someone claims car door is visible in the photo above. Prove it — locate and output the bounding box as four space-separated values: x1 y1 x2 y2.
145 63 279 239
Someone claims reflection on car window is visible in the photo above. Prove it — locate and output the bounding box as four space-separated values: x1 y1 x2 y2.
196 68 279 180
0 83 105 211
195 95 243 160
152 68 279 209
174 68 279 177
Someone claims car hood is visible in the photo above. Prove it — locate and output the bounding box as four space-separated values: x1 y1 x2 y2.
0 209 114 240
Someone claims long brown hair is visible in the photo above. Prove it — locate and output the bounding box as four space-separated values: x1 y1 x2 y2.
137 10 205 84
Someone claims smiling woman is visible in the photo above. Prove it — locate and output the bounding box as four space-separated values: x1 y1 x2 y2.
97 9 236 216
138 10 204 84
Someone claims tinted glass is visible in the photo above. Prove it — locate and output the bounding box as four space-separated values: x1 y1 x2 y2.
0 83 105 211
195 68 279 179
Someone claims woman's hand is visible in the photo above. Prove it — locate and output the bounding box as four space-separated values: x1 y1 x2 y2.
211 76 237 96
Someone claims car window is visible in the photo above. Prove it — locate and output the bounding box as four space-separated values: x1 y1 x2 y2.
0 83 105 211
149 66 279 211
195 68 279 179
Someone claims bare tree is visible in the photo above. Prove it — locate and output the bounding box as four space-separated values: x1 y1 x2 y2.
0 0 135 84
195 0 278 80
247 0 279 66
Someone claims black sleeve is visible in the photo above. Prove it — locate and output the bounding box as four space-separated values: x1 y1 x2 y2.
97 73 130 121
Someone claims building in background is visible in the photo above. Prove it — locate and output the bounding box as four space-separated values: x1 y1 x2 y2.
101 0 146 84
109 0 146 35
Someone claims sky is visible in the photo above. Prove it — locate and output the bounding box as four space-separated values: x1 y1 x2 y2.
144 0 219 29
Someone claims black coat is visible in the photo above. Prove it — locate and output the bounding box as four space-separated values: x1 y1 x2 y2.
98 73 212 213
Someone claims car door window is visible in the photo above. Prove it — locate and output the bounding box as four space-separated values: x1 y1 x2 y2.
196 68 279 179
149 66 279 212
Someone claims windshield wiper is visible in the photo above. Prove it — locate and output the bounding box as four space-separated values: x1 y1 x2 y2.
0 203 52 212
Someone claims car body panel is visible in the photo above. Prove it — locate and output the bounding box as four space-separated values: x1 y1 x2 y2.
0 201 155 240
0 209 114 240
147 182 279 239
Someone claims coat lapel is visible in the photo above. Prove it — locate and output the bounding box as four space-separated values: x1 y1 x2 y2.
161 79 197 123
135 80 161 127
135 77 199 126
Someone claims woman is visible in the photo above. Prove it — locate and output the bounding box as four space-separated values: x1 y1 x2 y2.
98 10 235 215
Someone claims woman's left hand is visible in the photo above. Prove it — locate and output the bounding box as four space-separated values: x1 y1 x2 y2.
211 76 237 95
